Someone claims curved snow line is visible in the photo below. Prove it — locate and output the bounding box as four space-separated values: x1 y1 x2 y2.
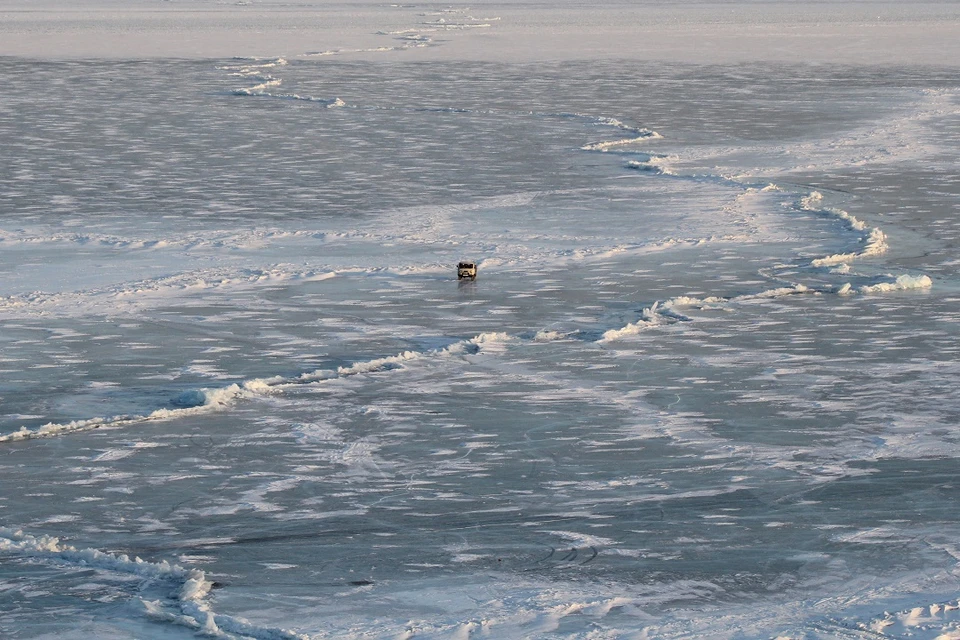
626 156 678 175
811 227 888 267
267 331 512 386
233 77 283 94
0 381 266 443
581 127 663 152
0 527 195 583
225 61 345 105
233 89 346 107
799 191 889 267
0 333 511 443
600 268 932 343
0 528 308 640
599 284 814 343
543 114 928 344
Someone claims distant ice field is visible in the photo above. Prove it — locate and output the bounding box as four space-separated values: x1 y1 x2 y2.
3 36 960 640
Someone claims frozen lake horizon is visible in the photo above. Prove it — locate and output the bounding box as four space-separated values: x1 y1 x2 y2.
2 2 960 638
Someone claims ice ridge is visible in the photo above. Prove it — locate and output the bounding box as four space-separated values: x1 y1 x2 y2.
581 116 663 152
0 528 308 640
598 286 815 343
598 271 929 344
799 191 889 267
0 333 511 443
852 273 933 294
0 381 263 443
626 156 677 175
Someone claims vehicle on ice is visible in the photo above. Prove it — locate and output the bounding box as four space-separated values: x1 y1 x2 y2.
457 262 477 280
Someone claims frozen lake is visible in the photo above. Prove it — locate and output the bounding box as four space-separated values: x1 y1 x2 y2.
2 2 960 638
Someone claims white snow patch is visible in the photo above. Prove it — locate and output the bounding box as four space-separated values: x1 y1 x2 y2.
860 274 933 294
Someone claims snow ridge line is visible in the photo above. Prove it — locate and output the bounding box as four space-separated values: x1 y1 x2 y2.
598 285 811 343
626 155 677 175
598 270 931 343
594 177 930 343
223 56 349 104
0 333 511 444
580 116 663 152
0 528 308 640
798 190 889 267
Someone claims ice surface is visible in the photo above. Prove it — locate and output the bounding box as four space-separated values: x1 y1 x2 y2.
2 0 960 64
3 2 960 639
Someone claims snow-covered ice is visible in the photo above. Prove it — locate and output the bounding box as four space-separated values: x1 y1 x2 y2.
2 1 960 638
